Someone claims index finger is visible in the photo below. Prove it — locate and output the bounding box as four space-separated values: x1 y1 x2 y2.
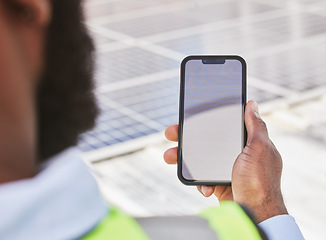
164 124 179 142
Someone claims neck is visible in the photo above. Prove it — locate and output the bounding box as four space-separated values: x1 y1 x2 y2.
0 125 37 183
0 164 37 184
0 151 37 183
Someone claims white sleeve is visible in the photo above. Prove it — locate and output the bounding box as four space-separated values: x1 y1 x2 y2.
258 214 304 240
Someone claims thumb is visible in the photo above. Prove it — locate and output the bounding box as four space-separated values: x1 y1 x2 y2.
245 100 269 144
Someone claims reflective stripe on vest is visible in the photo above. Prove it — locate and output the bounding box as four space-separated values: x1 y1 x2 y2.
80 202 263 240
199 201 263 240
79 207 149 240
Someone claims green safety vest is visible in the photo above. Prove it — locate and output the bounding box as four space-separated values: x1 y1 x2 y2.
80 201 263 240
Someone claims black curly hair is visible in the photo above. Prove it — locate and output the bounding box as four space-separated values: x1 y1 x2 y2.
36 0 98 161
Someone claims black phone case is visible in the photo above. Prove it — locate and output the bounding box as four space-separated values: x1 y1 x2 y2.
177 55 247 186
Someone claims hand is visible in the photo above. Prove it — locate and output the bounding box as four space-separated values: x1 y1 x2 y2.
164 100 288 222
163 124 232 201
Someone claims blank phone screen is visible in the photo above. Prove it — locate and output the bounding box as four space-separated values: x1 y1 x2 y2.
181 58 245 182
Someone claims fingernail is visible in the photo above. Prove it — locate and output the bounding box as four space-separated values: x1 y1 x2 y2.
251 101 260 118
202 186 209 197
251 100 258 112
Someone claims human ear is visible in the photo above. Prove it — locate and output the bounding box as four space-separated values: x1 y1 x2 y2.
5 0 51 27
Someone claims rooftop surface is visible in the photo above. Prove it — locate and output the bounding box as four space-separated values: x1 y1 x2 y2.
82 0 326 239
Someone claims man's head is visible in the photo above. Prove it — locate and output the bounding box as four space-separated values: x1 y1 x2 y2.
0 0 97 182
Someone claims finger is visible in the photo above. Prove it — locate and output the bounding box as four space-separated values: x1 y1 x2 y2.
245 100 269 144
213 186 228 199
197 185 215 197
214 186 233 201
163 147 178 164
164 124 179 142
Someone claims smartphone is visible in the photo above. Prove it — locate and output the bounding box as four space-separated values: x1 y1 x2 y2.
178 55 247 185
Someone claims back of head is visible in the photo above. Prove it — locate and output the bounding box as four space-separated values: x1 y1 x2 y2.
37 0 98 161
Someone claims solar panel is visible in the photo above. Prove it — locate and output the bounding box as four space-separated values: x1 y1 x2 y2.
80 0 326 159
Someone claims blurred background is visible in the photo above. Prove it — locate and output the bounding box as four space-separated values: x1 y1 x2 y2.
80 0 326 239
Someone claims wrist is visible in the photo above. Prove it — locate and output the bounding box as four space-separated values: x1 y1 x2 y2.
235 191 288 223
252 200 288 223
248 193 288 223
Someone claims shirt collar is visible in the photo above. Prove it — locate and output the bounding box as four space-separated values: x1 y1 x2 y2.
0 147 108 240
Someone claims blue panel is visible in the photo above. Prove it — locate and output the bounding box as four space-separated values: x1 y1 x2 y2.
79 105 159 151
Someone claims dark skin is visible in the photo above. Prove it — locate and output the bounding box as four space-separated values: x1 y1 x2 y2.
164 100 288 223
0 0 97 181
0 0 287 224
0 0 50 182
